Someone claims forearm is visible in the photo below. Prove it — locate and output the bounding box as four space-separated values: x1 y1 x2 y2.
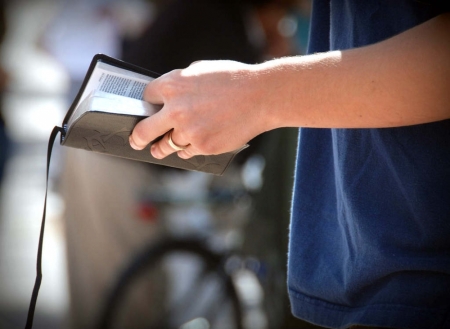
256 12 450 130
129 13 450 158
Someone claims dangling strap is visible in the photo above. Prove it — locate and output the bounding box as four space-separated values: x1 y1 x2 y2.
24 126 64 329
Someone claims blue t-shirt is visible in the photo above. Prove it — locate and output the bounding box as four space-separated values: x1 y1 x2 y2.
288 1 450 328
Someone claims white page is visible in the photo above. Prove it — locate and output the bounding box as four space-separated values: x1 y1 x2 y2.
90 90 158 116
67 62 159 129
67 90 161 129
77 61 155 108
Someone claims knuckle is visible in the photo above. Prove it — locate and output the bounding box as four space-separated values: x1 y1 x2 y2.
160 82 176 99
144 69 184 102
167 106 188 124
196 139 215 155
160 70 183 97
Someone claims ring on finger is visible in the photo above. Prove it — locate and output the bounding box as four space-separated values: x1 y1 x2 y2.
167 130 189 151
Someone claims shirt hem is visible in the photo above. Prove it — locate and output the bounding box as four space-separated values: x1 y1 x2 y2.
288 288 450 329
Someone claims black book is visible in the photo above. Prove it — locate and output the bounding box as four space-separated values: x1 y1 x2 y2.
61 54 246 175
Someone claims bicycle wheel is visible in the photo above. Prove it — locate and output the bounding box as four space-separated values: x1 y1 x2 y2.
97 237 244 329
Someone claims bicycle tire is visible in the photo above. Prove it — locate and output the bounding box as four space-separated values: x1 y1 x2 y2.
97 237 244 329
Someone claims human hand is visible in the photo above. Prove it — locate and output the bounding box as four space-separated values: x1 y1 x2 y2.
129 60 270 159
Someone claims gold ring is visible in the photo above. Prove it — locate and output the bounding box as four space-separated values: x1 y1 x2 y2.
167 130 189 151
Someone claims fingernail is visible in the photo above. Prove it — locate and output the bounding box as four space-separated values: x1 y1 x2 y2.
129 136 139 150
151 144 163 159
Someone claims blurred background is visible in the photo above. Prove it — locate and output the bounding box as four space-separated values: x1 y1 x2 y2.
0 0 315 328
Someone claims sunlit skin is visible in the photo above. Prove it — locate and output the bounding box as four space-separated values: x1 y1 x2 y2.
129 13 450 159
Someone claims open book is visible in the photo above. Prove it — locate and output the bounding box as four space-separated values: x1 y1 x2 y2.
61 54 246 175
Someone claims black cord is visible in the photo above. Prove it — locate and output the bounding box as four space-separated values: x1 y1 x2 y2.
24 126 64 329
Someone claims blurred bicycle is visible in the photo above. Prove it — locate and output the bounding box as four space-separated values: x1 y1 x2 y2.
97 158 269 329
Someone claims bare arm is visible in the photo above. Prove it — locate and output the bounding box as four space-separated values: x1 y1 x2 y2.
263 12 450 129
129 13 450 159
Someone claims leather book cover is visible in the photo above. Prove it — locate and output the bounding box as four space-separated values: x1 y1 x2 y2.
62 111 244 175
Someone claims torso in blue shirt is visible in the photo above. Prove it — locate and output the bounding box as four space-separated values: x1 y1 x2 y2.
288 1 450 328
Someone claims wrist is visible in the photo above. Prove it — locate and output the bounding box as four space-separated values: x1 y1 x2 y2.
251 59 300 131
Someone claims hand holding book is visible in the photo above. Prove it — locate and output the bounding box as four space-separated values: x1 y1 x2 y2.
61 54 247 175
129 60 263 161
